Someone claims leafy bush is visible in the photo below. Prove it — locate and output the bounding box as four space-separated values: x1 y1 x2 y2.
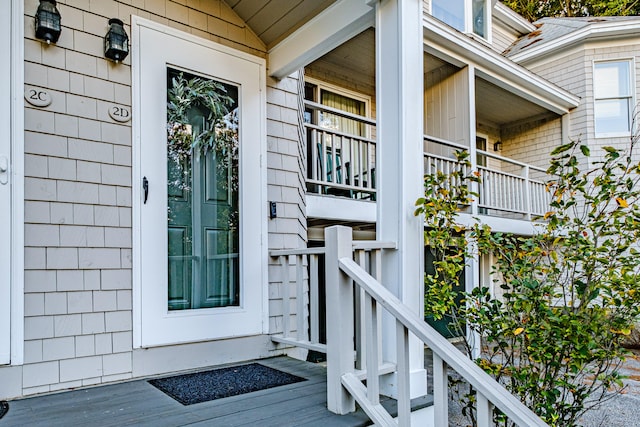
416 139 640 426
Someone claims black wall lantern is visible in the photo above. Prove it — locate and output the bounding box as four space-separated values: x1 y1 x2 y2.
493 141 503 152
104 18 129 63
35 0 62 44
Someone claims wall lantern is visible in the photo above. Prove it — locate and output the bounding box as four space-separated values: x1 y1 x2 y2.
104 18 129 63
493 141 503 152
35 0 62 44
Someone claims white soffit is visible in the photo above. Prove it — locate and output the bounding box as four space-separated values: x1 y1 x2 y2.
268 0 374 79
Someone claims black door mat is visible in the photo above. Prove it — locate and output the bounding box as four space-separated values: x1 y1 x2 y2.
148 363 306 405
0 401 8 419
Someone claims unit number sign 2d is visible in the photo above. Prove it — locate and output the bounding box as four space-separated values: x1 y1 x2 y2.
108 105 131 123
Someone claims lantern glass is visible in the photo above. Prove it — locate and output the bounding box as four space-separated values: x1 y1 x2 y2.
35 0 61 44
104 18 129 62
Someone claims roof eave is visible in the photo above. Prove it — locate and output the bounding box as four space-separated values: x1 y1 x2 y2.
423 15 580 114
493 2 537 35
509 21 640 64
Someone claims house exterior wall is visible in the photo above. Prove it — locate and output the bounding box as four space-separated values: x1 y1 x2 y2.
522 40 640 163
425 65 470 146
1 0 306 400
501 115 563 175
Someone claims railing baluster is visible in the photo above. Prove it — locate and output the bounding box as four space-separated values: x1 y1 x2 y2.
355 249 367 371
311 130 318 189
433 353 449 426
296 254 305 342
365 293 380 404
477 393 493 427
349 137 355 187
310 254 320 345
366 142 373 190
321 130 328 183
280 255 290 339
396 321 411 427
331 135 338 185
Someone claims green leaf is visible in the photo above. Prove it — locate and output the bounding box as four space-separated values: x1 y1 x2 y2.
551 142 574 155
580 145 590 157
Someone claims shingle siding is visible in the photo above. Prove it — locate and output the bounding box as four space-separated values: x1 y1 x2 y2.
2 0 306 399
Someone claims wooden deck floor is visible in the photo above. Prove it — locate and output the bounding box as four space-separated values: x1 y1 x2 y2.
1 357 379 427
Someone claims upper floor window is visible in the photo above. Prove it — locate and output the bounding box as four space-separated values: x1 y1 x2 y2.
432 0 488 39
594 60 634 136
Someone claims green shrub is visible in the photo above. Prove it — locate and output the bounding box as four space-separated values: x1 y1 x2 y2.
416 140 640 426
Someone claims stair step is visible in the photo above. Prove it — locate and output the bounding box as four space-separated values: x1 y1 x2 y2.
355 394 433 426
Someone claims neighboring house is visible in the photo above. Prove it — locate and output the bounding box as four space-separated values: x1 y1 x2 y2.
505 15 640 164
2 0 619 424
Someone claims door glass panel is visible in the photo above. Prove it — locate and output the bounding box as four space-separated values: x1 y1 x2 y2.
166 67 239 310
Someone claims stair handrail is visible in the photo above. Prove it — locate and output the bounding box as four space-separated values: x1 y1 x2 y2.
324 225 548 427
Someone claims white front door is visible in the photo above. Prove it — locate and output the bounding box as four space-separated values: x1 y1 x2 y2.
133 18 266 348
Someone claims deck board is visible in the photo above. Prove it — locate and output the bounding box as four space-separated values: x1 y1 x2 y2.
1 357 374 427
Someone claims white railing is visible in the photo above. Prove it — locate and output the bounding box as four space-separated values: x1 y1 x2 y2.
424 135 551 219
269 240 397 357
304 104 552 219
269 247 326 353
325 225 548 427
305 101 377 199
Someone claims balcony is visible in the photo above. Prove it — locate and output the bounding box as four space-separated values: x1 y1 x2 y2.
305 102 552 222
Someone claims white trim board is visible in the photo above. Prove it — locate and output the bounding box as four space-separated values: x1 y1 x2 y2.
0 0 25 366
268 0 375 79
306 195 376 222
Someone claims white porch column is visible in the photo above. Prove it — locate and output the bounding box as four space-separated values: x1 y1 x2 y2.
375 0 427 398
464 64 481 358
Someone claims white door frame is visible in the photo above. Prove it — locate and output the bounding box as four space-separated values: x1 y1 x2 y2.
131 17 268 348
0 0 25 365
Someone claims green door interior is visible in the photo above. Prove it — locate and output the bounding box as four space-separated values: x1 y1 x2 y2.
166 68 239 310
424 247 465 338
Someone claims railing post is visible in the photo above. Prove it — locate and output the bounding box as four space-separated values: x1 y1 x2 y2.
325 225 355 414
523 165 532 221
280 255 290 339
433 353 449 426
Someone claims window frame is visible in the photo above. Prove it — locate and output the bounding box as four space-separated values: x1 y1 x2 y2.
593 59 636 138
430 0 492 43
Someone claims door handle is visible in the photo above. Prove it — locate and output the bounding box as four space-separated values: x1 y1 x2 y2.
0 157 8 185
143 176 149 204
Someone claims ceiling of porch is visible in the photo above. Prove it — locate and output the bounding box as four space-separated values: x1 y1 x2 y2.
475 78 554 127
231 0 558 128
222 0 336 49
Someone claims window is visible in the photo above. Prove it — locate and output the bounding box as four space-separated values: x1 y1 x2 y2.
431 0 488 39
432 0 464 32
304 81 368 137
594 60 633 136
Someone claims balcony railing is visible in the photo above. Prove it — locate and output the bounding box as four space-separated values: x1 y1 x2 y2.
305 101 377 200
302 103 552 220
424 135 550 220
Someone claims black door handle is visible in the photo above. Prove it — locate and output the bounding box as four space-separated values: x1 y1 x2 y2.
143 176 149 204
